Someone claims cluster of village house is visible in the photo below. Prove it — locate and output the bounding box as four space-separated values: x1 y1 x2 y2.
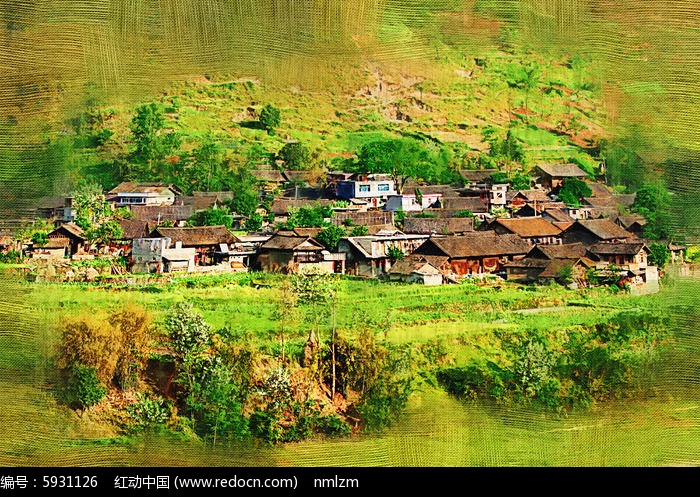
20 163 686 290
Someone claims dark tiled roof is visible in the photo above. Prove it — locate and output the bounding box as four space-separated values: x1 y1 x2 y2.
440 197 489 212
589 241 648 256
130 205 195 222
108 182 176 195
252 169 286 183
389 257 441 276
542 208 572 223
459 169 499 182
293 227 324 238
494 218 562 238
270 198 333 216
572 219 636 240
43 238 70 249
612 193 636 207
50 222 85 240
530 243 588 260
587 183 614 198
507 189 552 203
149 225 237 246
419 232 531 258
117 219 150 240
403 217 474 235
403 184 460 196
536 163 588 178
261 232 324 251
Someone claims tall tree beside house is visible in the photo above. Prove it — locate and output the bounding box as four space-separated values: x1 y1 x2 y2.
315 225 347 252
631 183 672 240
259 104 281 135
481 126 525 170
278 142 310 170
128 102 181 180
85 219 124 246
72 179 109 230
31 231 48 247
648 242 670 268
225 165 260 218
557 177 592 207
355 138 454 194
180 136 225 193
188 205 234 229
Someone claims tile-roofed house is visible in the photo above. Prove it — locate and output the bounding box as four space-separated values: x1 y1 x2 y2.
148 225 238 266
612 193 636 208
338 232 429 277
588 241 649 269
490 217 563 245
459 168 499 187
439 197 489 214
33 222 85 258
616 214 647 235
387 256 443 286
529 243 588 260
283 170 320 187
129 205 196 225
536 257 596 280
534 163 588 189
412 232 530 277
582 196 620 219
331 210 394 228
258 231 332 273
108 182 179 207
403 216 475 235
561 219 637 246
542 207 573 224
251 169 286 184
587 183 615 198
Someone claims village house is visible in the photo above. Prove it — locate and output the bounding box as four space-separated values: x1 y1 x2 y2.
338 232 429 277
506 189 552 213
534 163 588 190
488 217 563 245
330 210 394 230
438 197 490 220
459 168 499 189
257 231 339 273
34 222 86 258
107 182 179 207
412 232 531 278
403 216 475 235
588 241 649 270
387 256 443 286
384 192 442 212
251 168 286 195
560 219 637 246
147 225 237 266
131 237 195 273
504 243 589 282
615 214 647 235
36 196 76 224
110 219 150 257
129 204 195 226
489 184 508 212
335 174 397 207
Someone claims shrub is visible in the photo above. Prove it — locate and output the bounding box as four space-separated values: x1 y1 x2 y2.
66 365 107 408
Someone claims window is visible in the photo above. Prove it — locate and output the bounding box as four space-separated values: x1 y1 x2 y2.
359 184 371 193
378 183 390 192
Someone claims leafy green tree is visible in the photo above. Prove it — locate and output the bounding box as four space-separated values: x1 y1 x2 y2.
129 103 181 179
286 204 334 229
511 171 531 190
648 242 670 268
631 184 671 240
387 245 404 261
85 219 124 245
244 213 263 232
356 138 453 194
315 225 347 252
278 142 310 169
224 165 260 218
558 177 592 207
350 225 369 236
187 137 225 192
189 206 233 229
72 179 109 230
259 104 281 135
31 231 48 247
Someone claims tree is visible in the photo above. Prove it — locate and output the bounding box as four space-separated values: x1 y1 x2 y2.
72 179 108 230
387 245 404 262
85 219 124 245
31 231 48 247
350 225 369 236
648 242 670 268
164 301 212 359
186 137 224 192
315 225 347 252
286 204 334 229
508 62 541 123
278 142 310 169
244 213 263 232
225 165 260 218
259 104 281 135
189 206 233 229
356 138 452 194
558 177 592 207
631 184 671 240
129 102 181 179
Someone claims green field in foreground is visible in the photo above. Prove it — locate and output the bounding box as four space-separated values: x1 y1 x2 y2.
0 272 697 466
